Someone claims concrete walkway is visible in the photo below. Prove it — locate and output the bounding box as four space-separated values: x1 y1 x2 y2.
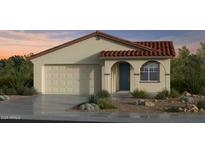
1 95 205 122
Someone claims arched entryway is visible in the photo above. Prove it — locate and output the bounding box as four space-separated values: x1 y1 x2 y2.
111 61 134 93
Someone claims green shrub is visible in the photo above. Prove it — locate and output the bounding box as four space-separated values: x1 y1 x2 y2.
23 87 37 96
5 88 17 95
97 90 110 98
155 89 169 99
170 88 181 98
88 94 97 104
0 89 4 95
199 87 205 96
197 101 205 109
97 98 116 109
131 89 149 98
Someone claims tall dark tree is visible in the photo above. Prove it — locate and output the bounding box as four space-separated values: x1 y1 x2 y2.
171 44 205 94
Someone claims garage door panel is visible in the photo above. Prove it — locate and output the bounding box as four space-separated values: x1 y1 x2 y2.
44 65 101 95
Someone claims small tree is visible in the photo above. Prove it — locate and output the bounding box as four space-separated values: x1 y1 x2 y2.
2 56 33 94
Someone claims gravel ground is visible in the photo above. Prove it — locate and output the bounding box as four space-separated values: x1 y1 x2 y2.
70 95 205 114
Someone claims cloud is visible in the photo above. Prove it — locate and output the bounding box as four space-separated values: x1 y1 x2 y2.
1 30 205 59
0 30 91 59
158 31 205 52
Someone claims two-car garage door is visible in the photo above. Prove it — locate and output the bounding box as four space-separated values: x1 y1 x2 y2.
44 65 101 95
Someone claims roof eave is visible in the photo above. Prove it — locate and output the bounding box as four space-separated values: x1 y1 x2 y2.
100 56 174 59
28 31 160 60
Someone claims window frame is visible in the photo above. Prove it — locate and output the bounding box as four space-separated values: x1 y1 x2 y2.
140 61 160 83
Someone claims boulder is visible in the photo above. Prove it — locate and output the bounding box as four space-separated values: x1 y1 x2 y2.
145 102 155 107
0 95 9 101
189 104 199 112
3 95 9 100
183 104 199 112
183 91 191 96
180 96 194 103
80 104 85 110
0 95 5 101
178 107 184 112
136 99 145 105
92 104 100 110
183 108 188 112
85 103 92 110
200 108 204 112
90 105 95 111
81 103 100 111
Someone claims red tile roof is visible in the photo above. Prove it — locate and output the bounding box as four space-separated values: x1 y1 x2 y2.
28 31 176 60
100 41 175 57
135 41 175 56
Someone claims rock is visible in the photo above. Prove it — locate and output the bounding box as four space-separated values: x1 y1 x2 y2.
180 96 194 103
153 99 158 102
90 105 95 111
178 107 184 112
3 95 9 100
0 95 9 101
80 104 85 110
0 95 5 101
183 91 191 96
85 103 92 110
136 99 145 105
183 108 188 112
81 103 100 111
190 105 199 112
92 104 100 110
145 102 155 107
200 108 204 112
184 104 199 112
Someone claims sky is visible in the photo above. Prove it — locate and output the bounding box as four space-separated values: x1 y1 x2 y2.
0 30 205 59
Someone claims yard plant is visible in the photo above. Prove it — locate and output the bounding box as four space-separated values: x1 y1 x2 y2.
197 101 205 109
170 88 181 98
155 89 169 99
171 44 205 94
97 98 116 109
0 55 36 95
96 90 110 98
131 89 149 98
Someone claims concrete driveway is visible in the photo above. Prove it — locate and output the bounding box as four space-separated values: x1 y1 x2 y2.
0 95 87 115
1 95 205 122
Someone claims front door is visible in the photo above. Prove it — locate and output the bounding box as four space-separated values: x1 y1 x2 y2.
119 63 130 91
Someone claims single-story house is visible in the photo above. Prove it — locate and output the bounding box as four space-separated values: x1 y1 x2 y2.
29 31 176 95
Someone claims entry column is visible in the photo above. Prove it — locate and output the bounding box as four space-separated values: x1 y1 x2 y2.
104 60 112 93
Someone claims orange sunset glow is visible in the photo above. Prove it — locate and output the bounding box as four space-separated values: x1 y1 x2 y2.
1 30 205 59
0 30 90 59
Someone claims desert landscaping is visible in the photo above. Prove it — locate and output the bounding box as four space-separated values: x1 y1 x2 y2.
69 90 205 114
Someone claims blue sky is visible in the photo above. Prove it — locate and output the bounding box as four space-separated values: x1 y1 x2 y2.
0 30 205 58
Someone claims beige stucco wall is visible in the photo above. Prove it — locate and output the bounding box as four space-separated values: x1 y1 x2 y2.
105 59 170 94
31 36 135 93
31 35 171 95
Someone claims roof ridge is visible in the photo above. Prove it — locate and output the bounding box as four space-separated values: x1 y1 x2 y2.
29 31 161 60
28 31 175 60
135 41 173 42
95 31 160 52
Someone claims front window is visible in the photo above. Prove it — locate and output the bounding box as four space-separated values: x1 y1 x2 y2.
140 62 159 82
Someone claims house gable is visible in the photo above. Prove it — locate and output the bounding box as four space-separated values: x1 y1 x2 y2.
29 31 162 61
31 35 137 65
